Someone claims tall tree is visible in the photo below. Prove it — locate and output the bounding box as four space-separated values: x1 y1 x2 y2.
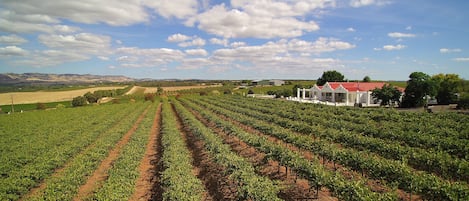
371 84 401 107
432 73 462 104
317 70 345 86
401 72 437 108
363 76 371 82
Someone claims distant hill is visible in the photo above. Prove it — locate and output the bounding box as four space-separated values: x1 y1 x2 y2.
0 73 135 85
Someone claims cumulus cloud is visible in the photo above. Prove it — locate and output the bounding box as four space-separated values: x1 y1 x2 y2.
210 38 229 46
347 27 356 32
97 56 109 60
116 47 185 67
440 48 462 53
178 37 206 47
0 35 28 45
388 32 416 38
185 49 208 56
230 42 247 48
2 0 149 26
0 46 28 56
144 0 198 19
187 2 323 39
382 44 406 51
350 0 390 7
167 33 192 42
167 34 205 47
210 37 352 75
11 33 112 67
15 50 89 67
38 33 112 55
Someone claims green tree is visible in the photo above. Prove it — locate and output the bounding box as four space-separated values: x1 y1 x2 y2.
72 96 87 107
317 70 345 86
157 86 164 95
371 84 401 107
363 76 371 82
84 92 98 103
432 73 462 104
401 72 437 108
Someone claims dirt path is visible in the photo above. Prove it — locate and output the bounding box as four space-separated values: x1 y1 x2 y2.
73 106 150 201
171 103 239 200
129 103 162 201
184 104 336 201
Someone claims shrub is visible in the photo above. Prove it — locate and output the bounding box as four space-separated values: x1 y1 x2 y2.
36 103 47 110
144 93 155 102
72 96 87 107
457 93 469 109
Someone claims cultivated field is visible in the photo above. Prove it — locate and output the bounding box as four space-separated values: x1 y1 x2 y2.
0 86 127 105
0 95 468 200
124 85 223 95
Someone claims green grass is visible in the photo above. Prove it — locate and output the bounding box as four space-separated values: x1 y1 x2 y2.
0 101 71 113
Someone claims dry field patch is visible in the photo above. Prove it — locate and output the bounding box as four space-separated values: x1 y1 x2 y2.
0 86 126 105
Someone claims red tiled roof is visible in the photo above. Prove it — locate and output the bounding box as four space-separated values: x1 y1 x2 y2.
323 82 404 92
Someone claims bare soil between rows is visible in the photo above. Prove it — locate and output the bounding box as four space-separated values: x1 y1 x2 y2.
200 99 423 201
73 106 150 201
129 103 162 201
183 102 337 201
172 103 238 200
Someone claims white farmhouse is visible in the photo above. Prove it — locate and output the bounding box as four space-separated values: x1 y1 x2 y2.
296 82 404 106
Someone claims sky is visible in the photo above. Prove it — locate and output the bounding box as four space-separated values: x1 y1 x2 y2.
0 0 468 80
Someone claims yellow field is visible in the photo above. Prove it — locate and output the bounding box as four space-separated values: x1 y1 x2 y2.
0 86 127 105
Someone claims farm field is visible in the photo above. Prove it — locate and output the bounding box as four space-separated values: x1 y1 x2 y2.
0 86 127 105
124 85 223 95
0 95 468 200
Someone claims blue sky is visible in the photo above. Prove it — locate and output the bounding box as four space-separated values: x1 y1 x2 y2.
0 0 468 80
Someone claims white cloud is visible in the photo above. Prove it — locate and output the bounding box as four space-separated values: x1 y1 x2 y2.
97 56 109 60
210 38 229 46
178 37 206 47
116 55 139 62
0 35 28 45
230 41 247 48
116 47 185 67
167 33 192 42
382 44 406 51
188 3 322 38
209 38 352 75
388 32 416 38
144 0 198 19
440 48 462 53
185 49 208 56
0 46 28 56
453 58 469 62
347 27 356 32
0 18 80 34
15 50 89 67
406 26 412 30
2 0 149 26
38 33 112 55
177 58 212 70
11 33 112 67
288 37 355 53
350 0 390 7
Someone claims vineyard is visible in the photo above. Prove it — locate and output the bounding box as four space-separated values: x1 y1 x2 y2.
0 95 468 200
